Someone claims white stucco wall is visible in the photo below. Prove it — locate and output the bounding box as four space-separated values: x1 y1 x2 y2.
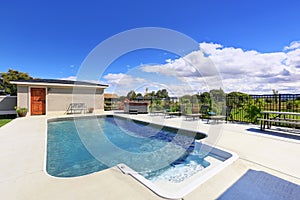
17 86 29 109
16 85 105 115
47 87 105 112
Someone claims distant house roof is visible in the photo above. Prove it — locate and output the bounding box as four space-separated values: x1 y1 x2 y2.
11 79 108 88
104 93 119 99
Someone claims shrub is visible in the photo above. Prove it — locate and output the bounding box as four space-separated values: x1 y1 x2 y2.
244 100 262 123
14 107 28 117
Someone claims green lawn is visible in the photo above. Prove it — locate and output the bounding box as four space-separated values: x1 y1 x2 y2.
0 119 13 127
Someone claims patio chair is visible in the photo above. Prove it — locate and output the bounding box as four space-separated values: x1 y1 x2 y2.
164 109 181 118
66 103 87 114
182 106 203 121
226 106 233 121
199 105 210 120
208 106 232 123
149 106 165 116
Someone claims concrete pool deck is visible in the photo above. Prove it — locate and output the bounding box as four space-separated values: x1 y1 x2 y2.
0 113 299 200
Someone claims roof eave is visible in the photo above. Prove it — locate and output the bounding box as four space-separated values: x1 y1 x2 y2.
10 81 108 89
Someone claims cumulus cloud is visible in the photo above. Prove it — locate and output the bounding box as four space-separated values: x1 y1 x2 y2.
100 40 300 95
280 69 291 76
141 51 221 79
104 73 145 86
139 50 224 94
103 73 146 93
61 76 77 81
286 49 300 68
199 42 300 94
199 43 223 55
284 41 300 51
60 76 107 85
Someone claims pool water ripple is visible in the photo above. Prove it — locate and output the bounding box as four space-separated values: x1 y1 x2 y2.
47 116 209 182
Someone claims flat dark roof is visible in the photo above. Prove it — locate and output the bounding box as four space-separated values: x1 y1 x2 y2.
12 79 108 87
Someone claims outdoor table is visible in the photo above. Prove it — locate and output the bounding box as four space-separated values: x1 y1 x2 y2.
259 111 300 130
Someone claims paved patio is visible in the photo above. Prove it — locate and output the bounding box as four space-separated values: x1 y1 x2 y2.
0 113 299 200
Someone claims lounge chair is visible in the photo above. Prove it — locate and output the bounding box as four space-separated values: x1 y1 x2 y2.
183 107 201 121
199 105 210 120
164 109 181 118
184 113 202 120
66 103 87 114
183 105 210 121
150 110 165 116
207 106 232 123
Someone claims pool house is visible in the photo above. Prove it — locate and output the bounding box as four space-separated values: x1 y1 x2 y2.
11 79 108 116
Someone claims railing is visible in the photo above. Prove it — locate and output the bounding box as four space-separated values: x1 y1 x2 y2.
226 94 300 124
118 94 300 126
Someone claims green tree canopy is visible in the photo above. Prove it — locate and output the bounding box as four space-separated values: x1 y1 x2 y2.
0 69 33 96
155 89 169 98
199 92 211 104
144 91 156 98
126 90 136 100
136 93 143 99
209 88 226 102
181 94 192 103
227 91 249 98
227 91 250 108
160 89 169 98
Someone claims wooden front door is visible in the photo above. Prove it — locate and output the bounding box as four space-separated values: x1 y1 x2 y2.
31 88 46 115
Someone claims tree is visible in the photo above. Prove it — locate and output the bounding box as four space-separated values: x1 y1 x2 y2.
209 88 226 103
160 89 169 98
272 89 279 104
136 93 143 99
148 91 156 98
227 91 250 108
244 99 263 123
126 90 136 100
155 90 162 98
199 92 210 104
181 95 192 103
145 87 148 97
0 69 33 96
118 96 126 101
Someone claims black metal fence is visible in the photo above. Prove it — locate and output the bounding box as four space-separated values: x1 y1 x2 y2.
126 94 300 125
226 94 300 123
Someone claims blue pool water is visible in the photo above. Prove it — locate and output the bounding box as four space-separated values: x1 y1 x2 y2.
47 116 209 182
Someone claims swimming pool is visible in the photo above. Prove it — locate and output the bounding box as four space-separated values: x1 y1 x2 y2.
46 115 238 199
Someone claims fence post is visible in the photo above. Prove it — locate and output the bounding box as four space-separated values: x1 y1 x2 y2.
278 94 281 112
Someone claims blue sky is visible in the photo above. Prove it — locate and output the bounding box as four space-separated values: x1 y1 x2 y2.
1 0 300 95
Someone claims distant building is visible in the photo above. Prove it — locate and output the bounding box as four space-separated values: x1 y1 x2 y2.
104 93 119 111
124 101 149 114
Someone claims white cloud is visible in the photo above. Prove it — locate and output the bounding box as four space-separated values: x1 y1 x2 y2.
199 43 223 55
140 41 300 94
102 73 147 95
286 49 300 68
99 40 300 96
141 51 220 78
200 42 300 94
103 73 145 85
60 76 107 85
284 41 300 51
201 43 287 77
60 76 77 81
